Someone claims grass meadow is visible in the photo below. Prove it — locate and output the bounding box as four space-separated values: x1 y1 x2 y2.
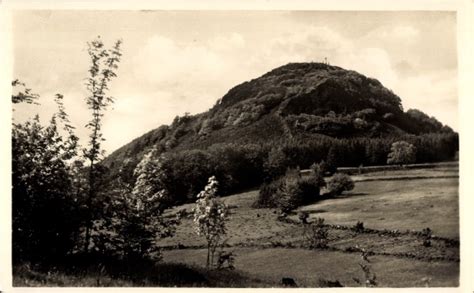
14 163 459 287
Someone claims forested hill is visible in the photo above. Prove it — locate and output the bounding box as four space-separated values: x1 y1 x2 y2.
102 62 457 190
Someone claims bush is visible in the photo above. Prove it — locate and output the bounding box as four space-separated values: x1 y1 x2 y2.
298 211 310 224
278 174 304 213
298 177 322 200
254 168 324 211
327 173 355 195
254 180 282 208
352 221 365 233
421 227 432 247
216 251 235 270
304 218 329 249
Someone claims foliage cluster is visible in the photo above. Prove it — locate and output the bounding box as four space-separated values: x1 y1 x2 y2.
327 173 355 196
303 217 329 249
93 149 180 261
254 168 325 212
193 176 229 269
137 143 267 206
387 140 417 165
12 114 82 263
135 128 458 209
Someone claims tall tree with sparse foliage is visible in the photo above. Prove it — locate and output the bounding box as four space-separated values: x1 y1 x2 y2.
83 36 122 252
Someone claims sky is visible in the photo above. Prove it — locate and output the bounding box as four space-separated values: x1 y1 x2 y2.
12 10 458 154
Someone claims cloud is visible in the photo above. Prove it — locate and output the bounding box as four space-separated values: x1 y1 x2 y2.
132 35 225 87
396 69 457 127
103 23 457 151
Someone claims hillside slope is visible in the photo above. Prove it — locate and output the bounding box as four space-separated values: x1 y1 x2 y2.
103 62 455 173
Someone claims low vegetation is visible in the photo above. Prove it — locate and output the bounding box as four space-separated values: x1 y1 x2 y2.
13 260 267 287
254 167 325 212
327 173 355 195
303 218 329 249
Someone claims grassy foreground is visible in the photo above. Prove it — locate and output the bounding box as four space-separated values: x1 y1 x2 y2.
13 260 272 287
14 164 459 287
164 248 458 287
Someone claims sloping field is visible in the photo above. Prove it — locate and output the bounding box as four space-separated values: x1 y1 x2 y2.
161 164 459 287
298 177 458 239
164 248 458 287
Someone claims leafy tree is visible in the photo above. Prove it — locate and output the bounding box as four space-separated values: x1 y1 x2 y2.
12 90 81 263
327 173 355 196
310 161 328 181
83 36 122 252
101 148 179 261
193 176 229 269
387 141 416 166
278 171 304 213
152 150 215 204
255 168 325 211
264 147 290 180
209 143 266 193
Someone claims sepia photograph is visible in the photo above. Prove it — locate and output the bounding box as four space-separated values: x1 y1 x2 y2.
2 2 472 290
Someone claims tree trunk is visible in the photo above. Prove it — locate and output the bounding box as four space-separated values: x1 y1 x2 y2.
207 242 210 269
84 158 95 253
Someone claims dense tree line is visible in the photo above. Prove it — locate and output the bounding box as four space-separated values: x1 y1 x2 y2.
126 131 457 206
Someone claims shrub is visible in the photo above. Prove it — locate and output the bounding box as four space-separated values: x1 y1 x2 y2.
421 227 432 247
298 211 310 224
311 160 329 177
278 173 305 213
254 168 325 211
304 218 329 249
352 221 365 233
216 251 235 270
298 177 322 201
327 173 355 195
254 179 282 208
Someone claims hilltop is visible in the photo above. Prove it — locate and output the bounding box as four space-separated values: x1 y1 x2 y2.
103 62 454 173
